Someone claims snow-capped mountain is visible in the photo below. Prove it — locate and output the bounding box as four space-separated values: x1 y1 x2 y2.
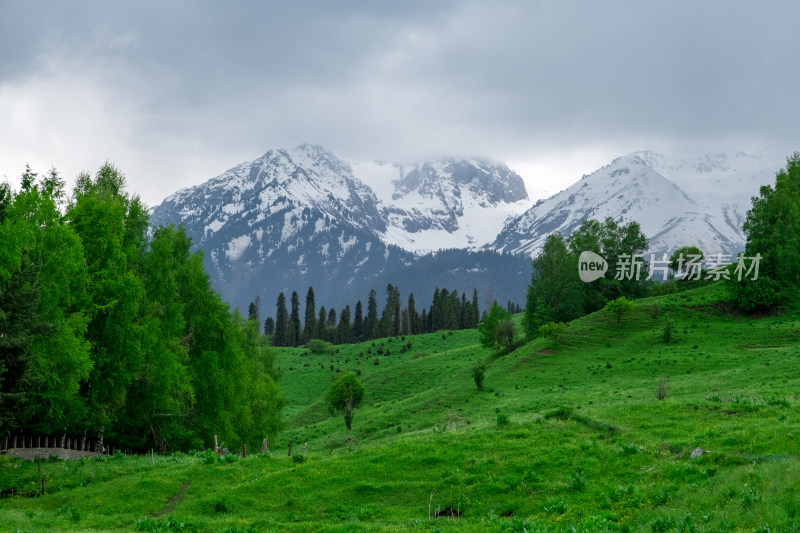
150 144 532 313
491 150 782 258
352 158 529 253
151 144 781 313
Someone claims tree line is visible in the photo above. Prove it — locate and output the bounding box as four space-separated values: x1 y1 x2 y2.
259 284 484 347
0 164 283 452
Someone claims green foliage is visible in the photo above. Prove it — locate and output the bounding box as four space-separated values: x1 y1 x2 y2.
306 339 333 354
478 302 516 353
733 276 780 313
743 152 800 289
662 316 675 343
0 163 284 451
538 321 566 343
604 296 634 326
0 169 92 433
325 372 365 430
472 363 486 391
3 283 800 531
524 234 583 340
669 246 704 274
567 217 649 307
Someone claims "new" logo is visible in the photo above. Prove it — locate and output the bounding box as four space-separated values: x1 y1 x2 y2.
578 251 607 282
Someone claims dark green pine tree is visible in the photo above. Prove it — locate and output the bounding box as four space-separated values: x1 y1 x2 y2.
430 287 442 331
353 300 364 341
471 289 480 328
364 289 378 340
326 308 337 343
248 295 260 322
448 289 460 329
379 284 394 337
290 291 301 347
460 292 468 329
392 285 401 336
303 287 316 342
274 292 288 347
407 293 417 334
264 316 275 337
316 306 327 340
337 305 351 344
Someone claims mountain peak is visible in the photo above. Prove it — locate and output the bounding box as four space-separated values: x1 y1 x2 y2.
491 149 782 258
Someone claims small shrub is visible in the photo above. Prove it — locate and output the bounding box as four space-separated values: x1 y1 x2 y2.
544 407 573 420
651 303 660 318
567 470 587 492
657 376 667 401
214 500 229 513
496 413 509 426
306 338 333 354
650 516 676 533
734 277 779 313
356 369 362 376
662 317 675 343
543 498 567 514
472 364 486 391
604 296 634 326
538 321 565 343
291 454 305 464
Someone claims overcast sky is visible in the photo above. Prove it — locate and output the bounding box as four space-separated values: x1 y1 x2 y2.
1 1 798 206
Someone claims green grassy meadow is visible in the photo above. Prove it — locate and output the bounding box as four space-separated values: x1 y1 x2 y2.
2 283 800 532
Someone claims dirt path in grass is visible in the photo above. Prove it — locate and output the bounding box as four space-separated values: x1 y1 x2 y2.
153 481 190 517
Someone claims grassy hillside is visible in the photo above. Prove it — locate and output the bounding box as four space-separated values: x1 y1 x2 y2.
2 283 800 532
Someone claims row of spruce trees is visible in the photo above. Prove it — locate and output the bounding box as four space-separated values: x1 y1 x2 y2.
259 285 484 347
0 164 283 452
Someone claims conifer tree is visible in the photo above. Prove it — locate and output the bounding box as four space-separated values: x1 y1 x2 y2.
392 285 401 336
248 295 260 322
337 305 351 343
471 289 480 328
303 287 316 342
407 293 417 334
316 306 327 339
353 300 364 341
274 292 288 347
290 291 301 346
365 289 378 339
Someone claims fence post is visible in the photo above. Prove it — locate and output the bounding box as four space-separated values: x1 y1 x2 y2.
61 434 65 448
214 435 220 455
44 436 49 449
37 436 41 448
302 442 307 454
12 435 17 449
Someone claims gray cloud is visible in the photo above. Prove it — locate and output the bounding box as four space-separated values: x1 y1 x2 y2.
1 0 798 205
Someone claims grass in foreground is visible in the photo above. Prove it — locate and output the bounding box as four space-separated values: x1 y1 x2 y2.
2 283 799 532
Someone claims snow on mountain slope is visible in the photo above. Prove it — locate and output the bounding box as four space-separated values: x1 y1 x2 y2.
150 144 534 312
491 151 782 258
351 158 530 253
